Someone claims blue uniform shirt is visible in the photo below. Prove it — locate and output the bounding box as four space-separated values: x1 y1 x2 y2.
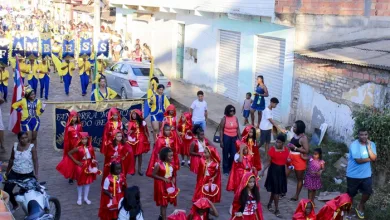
346 140 377 179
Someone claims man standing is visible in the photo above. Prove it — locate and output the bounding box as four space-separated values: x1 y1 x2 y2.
190 90 207 131
346 128 377 219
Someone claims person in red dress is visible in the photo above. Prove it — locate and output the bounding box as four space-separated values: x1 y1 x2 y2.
67 132 102 205
101 107 123 155
162 104 181 144
188 198 219 220
167 210 187 220
146 124 179 177
316 193 352 220
230 172 264 220
177 112 193 167
102 129 134 184
56 110 83 185
151 147 180 220
226 141 256 192
192 145 221 203
99 162 127 220
189 125 210 174
292 199 316 220
127 109 150 176
241 125 261 172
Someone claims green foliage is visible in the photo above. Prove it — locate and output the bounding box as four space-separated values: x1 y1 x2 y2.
365 183 390 220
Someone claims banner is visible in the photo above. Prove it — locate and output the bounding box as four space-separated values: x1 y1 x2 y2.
62 35 75 58
54 100 143 150
25 35 39 58
79 36 92 57
40 33 52 59
97 33 110 58
0 38 9 66
11 33 24 57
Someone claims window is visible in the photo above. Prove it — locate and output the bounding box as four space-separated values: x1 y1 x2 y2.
131 68 165 77
110 63 122 72
120 64 131 74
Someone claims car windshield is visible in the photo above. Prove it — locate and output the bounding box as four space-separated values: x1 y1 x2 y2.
132 68 164 77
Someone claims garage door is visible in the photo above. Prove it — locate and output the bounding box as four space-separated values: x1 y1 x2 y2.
255 36 286 121
217 30 241 101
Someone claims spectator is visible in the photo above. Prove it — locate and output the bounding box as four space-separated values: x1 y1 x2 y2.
346 128 377 219
241 92 252 125
190 91 208 132
250 75 268 128
118 186 144 220
219 104 241 176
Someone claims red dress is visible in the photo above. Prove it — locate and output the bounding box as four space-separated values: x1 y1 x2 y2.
192 148 221 203
153 161 180 206
127 119 150 155
99 174 127 220
293 199 316 220
316 194 352 220
101 108 123 155
190 138 210 174
73 145 100 186
146 135 179 177
167 210 186 220
241 125 261 171
162 104 181 145
102 142 132 184
226 153 254 192
177 112 193 156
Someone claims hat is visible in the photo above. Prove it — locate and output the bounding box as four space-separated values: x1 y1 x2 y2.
24 85 33 95
193 198 211 210
80 132 89 138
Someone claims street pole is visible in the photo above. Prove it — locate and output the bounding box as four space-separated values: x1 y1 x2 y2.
93 0 100 52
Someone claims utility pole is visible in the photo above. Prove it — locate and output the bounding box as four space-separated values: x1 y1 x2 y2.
93 0 100 52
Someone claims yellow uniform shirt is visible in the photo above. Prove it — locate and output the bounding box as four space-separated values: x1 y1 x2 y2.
78 60 91 75
38 63 50 79
60 62 75 76
92 87 117 102
97 61 106 73
0 70 9 86
24 63 39 80
11 98 43 121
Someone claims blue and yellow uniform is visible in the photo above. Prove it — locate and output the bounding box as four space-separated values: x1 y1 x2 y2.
11 89 45 131
38 60 50 99
60 59 75 95
90 87 117 102
149 92 170 122
78 58 91 96
0 68 9 101
25 60 39 94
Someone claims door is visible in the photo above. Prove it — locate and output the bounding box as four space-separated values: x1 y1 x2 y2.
255 36 286 121
176 23 185 79
217 30 241 101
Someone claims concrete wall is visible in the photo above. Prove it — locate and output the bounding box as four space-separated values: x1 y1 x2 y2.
291 56 390 144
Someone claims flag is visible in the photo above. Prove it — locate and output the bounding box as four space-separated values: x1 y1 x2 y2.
143 57 154 118
8 57 24 134
90 54 98 101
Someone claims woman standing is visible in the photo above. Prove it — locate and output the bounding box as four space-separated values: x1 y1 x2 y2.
4 132 38 211
219 105 241 176
287 120 309 201
250 75 268 128
91 77 117 102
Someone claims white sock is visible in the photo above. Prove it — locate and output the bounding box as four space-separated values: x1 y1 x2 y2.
77 186 82 202
83 184 90 201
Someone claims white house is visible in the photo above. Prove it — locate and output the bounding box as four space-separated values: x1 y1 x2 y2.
110 0 295 124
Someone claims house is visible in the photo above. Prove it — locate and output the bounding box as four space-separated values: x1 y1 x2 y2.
110 0 295 125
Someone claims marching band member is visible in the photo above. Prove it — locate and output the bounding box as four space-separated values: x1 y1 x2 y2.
241 125 262 173
38 57 50 100
101 107 123 155
60 56 75 95
162 104 181 145
149 84 170 141
0 65 9 102
67 132 101 205
78 54 91 96
25 57 39 93
189 125 210 174
188 198 219 220
177 112 193 166
91 58 106 91
90 77 117 102
316 193 352 220
292 199 316 220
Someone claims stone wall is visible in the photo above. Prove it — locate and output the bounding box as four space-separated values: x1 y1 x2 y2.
290 55 390 143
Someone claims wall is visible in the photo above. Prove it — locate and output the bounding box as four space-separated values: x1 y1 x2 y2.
291 56 390 144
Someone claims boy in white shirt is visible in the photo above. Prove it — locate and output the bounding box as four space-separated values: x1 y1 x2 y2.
190 91 208 131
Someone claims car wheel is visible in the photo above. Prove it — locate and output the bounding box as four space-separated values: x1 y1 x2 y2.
121 88 128 100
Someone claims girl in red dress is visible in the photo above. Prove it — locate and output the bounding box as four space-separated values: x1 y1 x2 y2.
101 107 123 155
146 124 179 177
99 162 127 220
56 110 83 185
188 198 219 220
241 125 261 172
192 145 221 203
162 104 181 144
127 109 150 176
167 210 187 220
292 199 316 220
230 172 264 220
151 147 180 220
189 125 210 174
226 141 256 192
102 130 134 184
316 193 352 220
177 112 193 167
67 132 102 205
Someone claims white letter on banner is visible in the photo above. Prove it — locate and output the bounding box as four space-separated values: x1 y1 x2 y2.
43 44 50 53
82 42 90 51
0 50 6 58
65 45 73 52
15 42 23 50
100 43 107 52
26 42 38 51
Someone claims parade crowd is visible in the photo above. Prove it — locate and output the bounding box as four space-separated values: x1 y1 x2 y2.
0 6 378 220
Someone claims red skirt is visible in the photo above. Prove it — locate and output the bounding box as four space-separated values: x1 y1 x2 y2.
98 191 124 220
154 179 179 207
131 133 150 155
179 136 192 156
56 155 78 180
252 148 262 171
190 154 204 174
122 152 135 175
192 176 221 203
75 159 98 186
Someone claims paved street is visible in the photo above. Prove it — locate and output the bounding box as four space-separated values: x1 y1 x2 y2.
0 68 323 220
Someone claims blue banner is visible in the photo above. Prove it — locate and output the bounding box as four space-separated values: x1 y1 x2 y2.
40 33 52 59
12 35 24 57
54 102 143 149
97 39 109 58
25 36 39 58
0 38 9 65
62 35 75 58
79 37 92 57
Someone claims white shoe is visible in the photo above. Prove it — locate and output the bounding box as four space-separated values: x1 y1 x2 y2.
84 199 91 205
77 199 82 205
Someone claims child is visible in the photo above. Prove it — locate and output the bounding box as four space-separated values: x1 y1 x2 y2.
192 145 221 203
241 125 261 173
292 199 316 220
316 193 352 220
162 104 181 145
118 186 144 220
226 141 255 192
167 210 186 220
177 112 193 167
127 109 150 176
189 125 210 174
101 107 123 155
242 92 252 125
151 147 180 220
230 172 264 220
304 148 325 206
67 132 101 205
99 162 127 220
56 110 83 185
146 124 178 177
188 198 219 220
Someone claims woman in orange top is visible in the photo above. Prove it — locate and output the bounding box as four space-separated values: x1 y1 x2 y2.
101 108 123 155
